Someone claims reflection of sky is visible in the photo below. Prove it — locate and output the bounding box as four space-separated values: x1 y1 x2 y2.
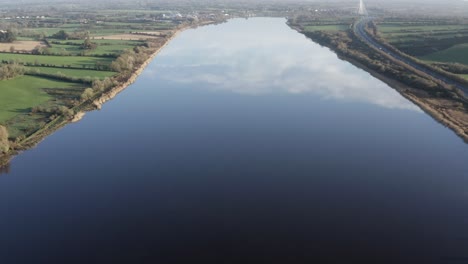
144 18 419 112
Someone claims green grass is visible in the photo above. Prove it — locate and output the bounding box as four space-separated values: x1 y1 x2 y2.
0 53 113 68
421 43 468 65
24 27 65 36
58 23 83 29
378 24 468 34
16 36 38 41
53 39 142 45
88 29 135 36
27 66 116 79
47 44 82 55
88 43 138 55
378 23 468 43
304 24 349 32
378 21 468 57
0 76 80 123
47 39 140 55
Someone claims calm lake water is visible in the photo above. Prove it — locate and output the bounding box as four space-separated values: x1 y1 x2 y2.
1 18 468 264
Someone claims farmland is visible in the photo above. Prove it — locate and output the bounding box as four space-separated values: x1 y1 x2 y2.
0 3 226 161
0 41 46 52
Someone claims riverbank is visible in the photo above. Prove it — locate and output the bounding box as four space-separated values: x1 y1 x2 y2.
294 27 468 143
91 28 184 110
342 55 468 142
0 23 204 168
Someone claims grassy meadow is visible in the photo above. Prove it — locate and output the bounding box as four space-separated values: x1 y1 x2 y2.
26 67 116 79
46 41 141 56
377 20 468 62
420 43 468 65
0 53 113 68
0 76 81 123
303 24 350 32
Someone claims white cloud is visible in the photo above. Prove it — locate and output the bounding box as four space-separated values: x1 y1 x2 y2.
147 17 420 112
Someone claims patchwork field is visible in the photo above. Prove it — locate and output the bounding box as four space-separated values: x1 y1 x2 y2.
0 8 189 152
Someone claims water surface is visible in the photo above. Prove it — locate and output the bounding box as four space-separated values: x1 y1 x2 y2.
1 18 468 264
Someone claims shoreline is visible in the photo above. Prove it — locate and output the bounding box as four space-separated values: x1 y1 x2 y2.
0 25 194 168
91 28 184 110
294 28 468 143
330 40 468 144
339 54 468 142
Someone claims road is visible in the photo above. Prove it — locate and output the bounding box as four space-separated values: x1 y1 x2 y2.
353 17 468 97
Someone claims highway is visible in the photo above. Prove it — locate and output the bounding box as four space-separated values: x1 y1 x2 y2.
353 17 468 97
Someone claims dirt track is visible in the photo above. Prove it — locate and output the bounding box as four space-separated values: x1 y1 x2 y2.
0 41 46 52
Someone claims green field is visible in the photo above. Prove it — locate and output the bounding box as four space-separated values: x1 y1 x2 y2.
88 29 133 36
47 39 142 55
378 24 468 34
24 27 67 36
90 44 136 55
48 43 137 56
47 44 82 55
377 21 468 57
304 24 349 32
58 23 83 29
27 66 116 79
421 43 468 65
0 76 80 123
0 6 182 149
53 39 142 45
16 36 39 41
0 53 113 68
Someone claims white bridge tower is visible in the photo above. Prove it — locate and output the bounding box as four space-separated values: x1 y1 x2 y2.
358 0 368 16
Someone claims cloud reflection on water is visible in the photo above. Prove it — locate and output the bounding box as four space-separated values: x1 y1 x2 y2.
146 18 420 112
